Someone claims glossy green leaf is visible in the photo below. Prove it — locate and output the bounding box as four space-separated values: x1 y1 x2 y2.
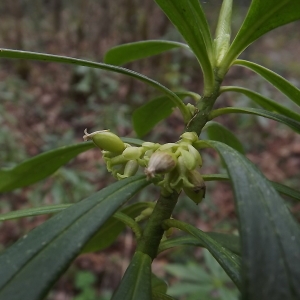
104 40 189 66
0 204 71 221
234 60 300 107
81 202 152 253
0 142 94 193
205 121 245 154
213 0 232 67
209 107 300 133
152 273 168 294
133 92 198 137
202 140 300 299
0 175 149 300
112 251 152 300
163 219 242 291
164 263 212 283
122 137 145 146
202 174 300 202
220 86 300 122
0 48 190 122
271 182 300 201
221 0 300 73
154 0 214 94
152 292 175 300
159 233 241 256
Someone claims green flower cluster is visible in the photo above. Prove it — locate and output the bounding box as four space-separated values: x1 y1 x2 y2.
83 129 206 204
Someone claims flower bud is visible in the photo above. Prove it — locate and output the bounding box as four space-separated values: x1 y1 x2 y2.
117 160 139 179
180 149 197 170
158 143 178 152
183 170 206 204
188 144 202 167
135 207 154 222
142 142 160 151
83 129 125 153
145 151 177 179
180 132 198 143
122 146 143 160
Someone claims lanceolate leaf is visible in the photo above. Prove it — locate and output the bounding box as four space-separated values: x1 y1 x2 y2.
234 60 300 107
220 86 300 122
112 251 152 300
0 175 149 300
163 219 242 291
133 92 199 137
154 0 214 94
133 95 175 137
121 137 145 146
81 202 152 253
158 232 241 255
205 121 245 154
0 138 144 193
0 142 94 193
221 0 300 73
0 48 189 122
104 40 189 66
202 174 300 202
209 107 300 133
0 204 71 221
202 141 300 299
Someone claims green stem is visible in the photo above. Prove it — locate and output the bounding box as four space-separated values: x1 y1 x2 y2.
136 191 179 260
185 80 222 135
113 212 142 239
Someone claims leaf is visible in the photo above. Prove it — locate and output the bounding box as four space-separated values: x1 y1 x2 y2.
154 0 214 94
221 86 300 122
271 182 300 201
0 142 94 193
202 140 300 299
152 292 175 300
222 0 300 70
81 202 152 253
234 60 300 107
121 137 145 146
112 251 152 300
0 204 71 221
164 263 211 283
0 48 189 122
202 174 300 202
159 233 241 256
104 40 189 66
133 92 193 137
152 273 168 294
0 175 149 300
205 122 245 154
163 219 242 291
209 107 300 133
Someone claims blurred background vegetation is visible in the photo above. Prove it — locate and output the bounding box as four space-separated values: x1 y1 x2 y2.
0 0 299 299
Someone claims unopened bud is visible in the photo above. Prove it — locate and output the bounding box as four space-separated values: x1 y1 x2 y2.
180 132 198 143
180 149 197 170
83 129 125 153
117 160 139 180
122 146 143 160
184 170 206 204
145 151 177 179
135 207 154 222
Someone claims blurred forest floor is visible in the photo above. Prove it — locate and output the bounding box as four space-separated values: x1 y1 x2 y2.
0 1 299 299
